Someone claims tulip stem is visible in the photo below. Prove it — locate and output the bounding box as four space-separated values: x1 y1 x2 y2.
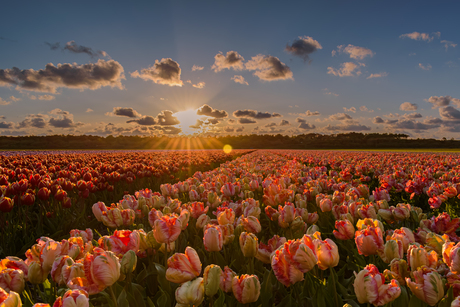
109 285 119 307
329 267 339 307
248 257 254 275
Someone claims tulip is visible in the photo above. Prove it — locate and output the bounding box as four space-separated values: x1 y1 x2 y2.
319 198 333 212
100 207 123 228
203 225 223 252
232 274 261 304
271 247 304 287
383 240 404 263
196 214 211 229
286 239 318 273
406 267 444 306
0 196 14 213
219 224 235 245
217 208 235 225
443 241 460 274
91 202 107 221
98 230 140 257
190 202 209 219
220 266 237 293
314 238 339 270
354 264 401 306
203 265 222 297
175 277 205 307
166 247 202 284
390 227 415 252
28 261 48 284
333 220 355 240
53 289 89 307
241 216 262 234
0 257 28 280
120 250 137 276
153 215 182 245
0 288 21 307
89 249 120 288
425 232 445 254
0 269 25 294
178 209 190 230
355 226 384 256
278 202 296 227
51 256 74 286
407 244 437 272
256 235 286 264
69 229 93 244
239 232 258 258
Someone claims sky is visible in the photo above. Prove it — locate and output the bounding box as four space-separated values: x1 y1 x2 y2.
1 0 460 139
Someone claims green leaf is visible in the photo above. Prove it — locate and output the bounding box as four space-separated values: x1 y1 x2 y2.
408 294 425 307
214 289 226 307
438 287 454 307
117 289 130 307
261 269 274 306
146 297 155 307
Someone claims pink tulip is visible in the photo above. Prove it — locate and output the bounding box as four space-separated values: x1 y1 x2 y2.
166 247 202 284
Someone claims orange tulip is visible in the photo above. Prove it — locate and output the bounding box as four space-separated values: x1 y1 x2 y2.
166 247 202 284
153 214 182 245
314 238 339 270
355 226 384 256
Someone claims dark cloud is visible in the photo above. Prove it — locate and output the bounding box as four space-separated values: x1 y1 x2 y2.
63 41 107 57
107 107 141 118
0 59 125 93
223 126 235 133
245 55 293 81
238 118 257 124
265 122 277 128
157 110 180 126
373 116 384 124
298 122 315 130
374 115 441 131
427 96 460 109
279 120 290 126
400 102 418 111
45 42 60 50
233 109 281 119
285 36 322 61
235 126 244 132
324 123 371 131
440 106 460 121
212 51 245 72
131 58 183 86
0 122 14 129
296 117 307 123
206 118 222 125
18 114 47 129
196 104 228 118
329 113 353 121
127 116 157 126
49 117 82 128
403 113 423 119
227 119 236 124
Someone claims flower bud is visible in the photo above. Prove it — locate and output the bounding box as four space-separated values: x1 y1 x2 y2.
175 277 205 306
28 261 47 284
120 250 137 275
203 265 222 297
383 240 403 263
232 274 261 304
239 232 258 258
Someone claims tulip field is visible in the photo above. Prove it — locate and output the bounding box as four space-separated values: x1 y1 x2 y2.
2 149 460 307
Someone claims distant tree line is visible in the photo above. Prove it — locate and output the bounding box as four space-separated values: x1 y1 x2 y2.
0 133 458 150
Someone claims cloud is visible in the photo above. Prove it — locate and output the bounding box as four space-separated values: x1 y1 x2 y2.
106 107 141 118
343 107 356 113
0 97 11 105
359 106 374 113
426 96 460 109
322 88 338 96
279 119 290 126
127 116 157 126
440 106 460 121
327 62 364 77
235 126 244 132
45 42 60 50
400 102 418 111
155 126 182 135
333 44 374 60
190 119 204 129
196 104 228 118
245 55 293 81
0 122 14 129
223 126 235 133
233 109 282 119
231 75 248 85
324 123 371 131
441 40 457 51
298 122 316 130
238 118 257 124
157 110 180 125
0 59 125 93
206 118 222 125
18 114 48 129
49 117 82 128
131 58 183 86
285 36 322 61
367 72 388 79
192 82 205 89
86 108 93 113
212 51 245 72
265 122 277 128
404 112 423 119
9 96 20 102
419 63 432 71
191 65 204 71
28 94 55 101
305 110 321 116
63 41 107 57
399 32 434 42
227 119 235 124
373 116 384 124
329 113 353 121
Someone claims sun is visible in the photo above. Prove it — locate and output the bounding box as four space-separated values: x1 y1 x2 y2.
174 109 203 135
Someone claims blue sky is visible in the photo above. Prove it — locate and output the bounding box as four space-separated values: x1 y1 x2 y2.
1 0 459 138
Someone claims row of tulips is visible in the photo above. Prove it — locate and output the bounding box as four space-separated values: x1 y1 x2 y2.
2 150 460 306
0 150 249 258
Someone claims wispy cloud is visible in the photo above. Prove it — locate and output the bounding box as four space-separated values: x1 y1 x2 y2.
327 62 364 77
419 63 432 71
367 72 388 79
332 44 374 60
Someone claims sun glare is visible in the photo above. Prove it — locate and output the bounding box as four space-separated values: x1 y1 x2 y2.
174 109 202 135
